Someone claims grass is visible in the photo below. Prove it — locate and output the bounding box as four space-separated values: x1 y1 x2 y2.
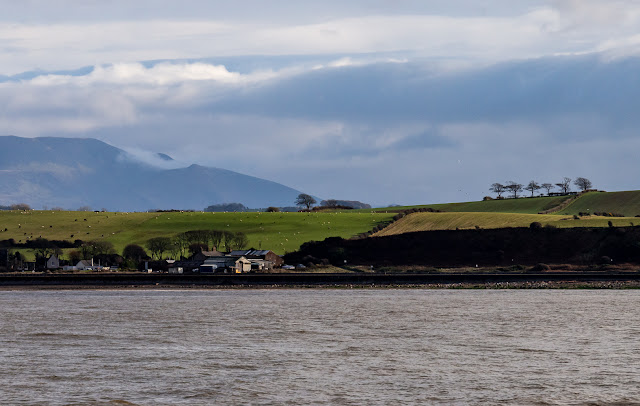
375 212 640 236
364 195 571 214
4 189 640 261
558 191 640 217
0 210 394 256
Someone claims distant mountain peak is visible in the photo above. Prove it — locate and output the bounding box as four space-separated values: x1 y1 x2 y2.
0 135 305 211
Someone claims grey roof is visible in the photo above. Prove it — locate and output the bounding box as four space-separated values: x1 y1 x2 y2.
228 250 252 256
228 249 272 256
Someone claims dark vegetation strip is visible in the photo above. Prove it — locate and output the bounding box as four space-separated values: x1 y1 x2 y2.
285 226 640 267
1 272 640 287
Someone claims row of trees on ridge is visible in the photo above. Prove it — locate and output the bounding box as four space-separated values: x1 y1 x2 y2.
490 177 593 199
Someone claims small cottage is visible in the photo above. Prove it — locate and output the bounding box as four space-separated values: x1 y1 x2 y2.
46 254 60 270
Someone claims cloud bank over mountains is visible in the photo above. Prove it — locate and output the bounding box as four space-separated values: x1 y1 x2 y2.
1 1 640 205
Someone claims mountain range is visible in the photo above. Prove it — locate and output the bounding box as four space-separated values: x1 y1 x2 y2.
0 136 305 211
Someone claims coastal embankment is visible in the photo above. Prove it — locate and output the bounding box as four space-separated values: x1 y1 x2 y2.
2 272 640 289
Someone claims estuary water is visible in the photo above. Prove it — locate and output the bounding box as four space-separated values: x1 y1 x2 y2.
0 289 639 405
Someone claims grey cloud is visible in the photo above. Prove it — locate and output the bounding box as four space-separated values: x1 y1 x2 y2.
211 55 640 129
3 53 640 205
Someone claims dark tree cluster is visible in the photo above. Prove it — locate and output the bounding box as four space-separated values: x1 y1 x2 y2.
204 203 247 212
286 226 640 267
320 199 371 209
0 203 32 211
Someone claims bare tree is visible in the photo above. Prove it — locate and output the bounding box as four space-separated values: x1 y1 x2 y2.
555 177 572 194
79 240 114 260
505 181 524 199
208 230 224 251
32 238 54 260
322 199 339 208
146 237 172 259
10 203 31 211
183 230 209 246
524 180 541 197
295 193 317 209
173 233 190 259
574 177 593 192
541 183 554 195
228 232 249 251
168 241 181 260
220 231 235 252
489 183 506 198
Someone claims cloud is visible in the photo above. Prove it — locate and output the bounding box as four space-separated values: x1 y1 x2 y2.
5 2 640 74
2 51 640 205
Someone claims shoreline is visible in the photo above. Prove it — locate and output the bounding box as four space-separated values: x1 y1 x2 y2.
1 272 640 290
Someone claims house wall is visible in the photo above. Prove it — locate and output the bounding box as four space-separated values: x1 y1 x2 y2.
47 256 60 269
265 251 284 266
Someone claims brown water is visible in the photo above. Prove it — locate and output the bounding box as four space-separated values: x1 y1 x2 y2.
0 289 639 405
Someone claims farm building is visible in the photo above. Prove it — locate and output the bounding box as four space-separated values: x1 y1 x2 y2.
228 250 284 267
191 249 224 262
201 256 252 273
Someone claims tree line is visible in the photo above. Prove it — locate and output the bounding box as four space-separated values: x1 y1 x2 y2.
142 229 249 260
1 229 251 270
490 177 593 199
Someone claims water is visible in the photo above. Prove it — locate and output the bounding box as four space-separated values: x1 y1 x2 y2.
0 289 639 405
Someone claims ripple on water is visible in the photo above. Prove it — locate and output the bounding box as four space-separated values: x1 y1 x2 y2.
0 289 639 405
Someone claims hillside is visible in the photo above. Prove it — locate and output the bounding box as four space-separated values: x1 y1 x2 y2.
374 212 639 236
0 136 305 211
287 226 640 267
0 210 394 255
368 195 570 214
558 191 640 217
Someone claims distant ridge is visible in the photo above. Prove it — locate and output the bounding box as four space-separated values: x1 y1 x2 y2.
0 135 305 211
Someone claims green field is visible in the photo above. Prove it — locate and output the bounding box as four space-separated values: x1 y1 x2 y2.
3 189 640 261
375 212 640 236
0 210 394 256
558 191 640 216
365 195 571 214
369 190 640 217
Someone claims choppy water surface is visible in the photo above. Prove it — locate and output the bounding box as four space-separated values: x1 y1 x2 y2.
1 289 639 405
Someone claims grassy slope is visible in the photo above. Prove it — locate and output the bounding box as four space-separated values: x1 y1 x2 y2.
4 190 640 259
0 210 394 255
558 191 640 216
364 195 570 214
375 212 640 236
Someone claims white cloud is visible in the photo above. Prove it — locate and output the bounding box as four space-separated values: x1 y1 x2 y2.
1 46 640 204
4 3 640 74
28 62 274 86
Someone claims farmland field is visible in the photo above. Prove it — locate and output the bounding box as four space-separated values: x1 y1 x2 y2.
3 189 640 261
0 210 394 255
558 191 640 216
375 212 640 236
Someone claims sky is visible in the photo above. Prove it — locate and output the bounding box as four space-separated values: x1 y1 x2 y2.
2 0 640 206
